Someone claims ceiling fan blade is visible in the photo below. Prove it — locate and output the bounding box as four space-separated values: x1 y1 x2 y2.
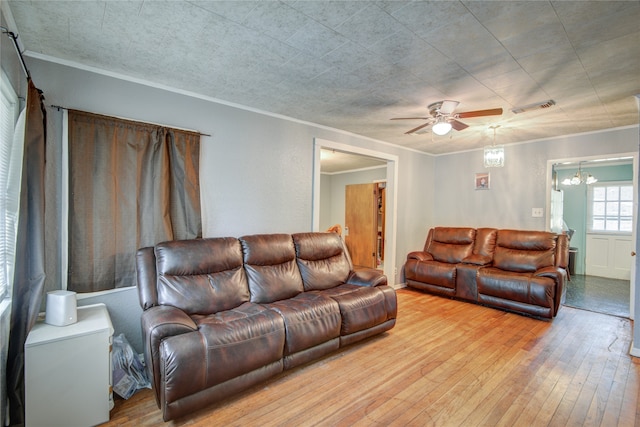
439 100 459 115
405 123 430 134
450 119 469 131
390 117 430 120
457 108 503 118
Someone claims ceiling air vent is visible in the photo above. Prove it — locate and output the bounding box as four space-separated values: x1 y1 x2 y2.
511 99 556 114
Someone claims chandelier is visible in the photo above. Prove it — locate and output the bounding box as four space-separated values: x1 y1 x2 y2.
561 162 597 185
484 125 504 168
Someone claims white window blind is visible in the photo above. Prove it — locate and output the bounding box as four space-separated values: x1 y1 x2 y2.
0 70 23 301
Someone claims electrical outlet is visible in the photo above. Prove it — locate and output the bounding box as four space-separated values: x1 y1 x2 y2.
532 208 544 218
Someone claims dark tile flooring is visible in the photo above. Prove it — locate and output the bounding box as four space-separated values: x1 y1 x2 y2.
564 274 630 318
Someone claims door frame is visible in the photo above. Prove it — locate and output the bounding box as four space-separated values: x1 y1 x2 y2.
546 151 638 319
312 138 399 286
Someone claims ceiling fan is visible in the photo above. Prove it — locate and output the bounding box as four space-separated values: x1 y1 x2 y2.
391 100 503 136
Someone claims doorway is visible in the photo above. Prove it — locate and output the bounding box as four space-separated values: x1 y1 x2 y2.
312 138 398 286
547 152 638 319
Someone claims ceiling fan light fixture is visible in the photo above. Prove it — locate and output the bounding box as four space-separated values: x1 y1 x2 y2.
432 118 452 135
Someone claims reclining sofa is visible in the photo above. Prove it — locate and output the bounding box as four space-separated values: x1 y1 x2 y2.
405 227 569 319
136 231 397 421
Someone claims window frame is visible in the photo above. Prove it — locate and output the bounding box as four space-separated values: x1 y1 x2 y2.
587 180 634 235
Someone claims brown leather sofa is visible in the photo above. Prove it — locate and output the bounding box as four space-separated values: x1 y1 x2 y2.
405 227 569 319
136 232 397 421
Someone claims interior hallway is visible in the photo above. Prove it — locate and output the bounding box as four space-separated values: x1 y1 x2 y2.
564 274 630 318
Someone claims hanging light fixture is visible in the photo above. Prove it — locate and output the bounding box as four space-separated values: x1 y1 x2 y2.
561 162 598 185
431 116 452 136
484 125 504 168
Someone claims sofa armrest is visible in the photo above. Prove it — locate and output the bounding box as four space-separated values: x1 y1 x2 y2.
534 266 567 316
346 267 388 287
136 247 158 310
462 253 492 266
407 251 433 262
534 266 566 283
141 305 198 405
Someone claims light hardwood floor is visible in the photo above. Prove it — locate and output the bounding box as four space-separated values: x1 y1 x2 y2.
101 288 640 426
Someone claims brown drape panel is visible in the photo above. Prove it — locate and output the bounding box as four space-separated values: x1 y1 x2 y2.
67 110 201 293
7 79 47 427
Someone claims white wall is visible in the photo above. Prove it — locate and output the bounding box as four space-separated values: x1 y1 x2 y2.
434 127 639 229
28 57 435 352
319 174 333 231
320 166 387 230
28 56 639 356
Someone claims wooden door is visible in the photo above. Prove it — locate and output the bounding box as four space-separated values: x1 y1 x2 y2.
345 183 377 268
377 186 385 266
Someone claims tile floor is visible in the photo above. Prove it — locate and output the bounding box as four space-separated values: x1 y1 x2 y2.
564 274 630 318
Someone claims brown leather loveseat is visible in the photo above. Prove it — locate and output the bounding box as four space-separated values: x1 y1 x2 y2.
136 232 397 421
404 227 569 319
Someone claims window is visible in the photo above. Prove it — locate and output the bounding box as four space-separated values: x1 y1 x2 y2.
588 182 633 233
0 70 21 301
67 110 201 293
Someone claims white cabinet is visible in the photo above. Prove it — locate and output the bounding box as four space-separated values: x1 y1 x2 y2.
25 303 114 427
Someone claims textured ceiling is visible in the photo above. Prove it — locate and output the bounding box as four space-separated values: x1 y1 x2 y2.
6 0 640 158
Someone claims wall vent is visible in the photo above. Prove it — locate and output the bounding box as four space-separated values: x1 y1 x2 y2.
511 99 556 114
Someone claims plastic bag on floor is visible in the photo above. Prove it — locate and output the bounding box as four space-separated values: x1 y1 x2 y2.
112 333 151 399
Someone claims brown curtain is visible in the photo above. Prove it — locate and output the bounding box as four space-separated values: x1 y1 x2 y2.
67 110 201 293
7 79 47 427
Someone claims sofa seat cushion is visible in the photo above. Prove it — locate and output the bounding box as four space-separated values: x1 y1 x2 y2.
405 259 456 289
265 293 341 355
322 286 391 336
190 302 285 386
477 267 555 309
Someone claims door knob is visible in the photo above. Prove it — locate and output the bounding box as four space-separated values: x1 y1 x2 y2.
632 251 636 257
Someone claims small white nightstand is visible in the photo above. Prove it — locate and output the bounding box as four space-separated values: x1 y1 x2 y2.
25 303 114 427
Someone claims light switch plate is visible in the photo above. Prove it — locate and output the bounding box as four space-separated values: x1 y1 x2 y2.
532 208 544 217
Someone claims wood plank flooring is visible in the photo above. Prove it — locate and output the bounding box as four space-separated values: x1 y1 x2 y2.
100 288 640 426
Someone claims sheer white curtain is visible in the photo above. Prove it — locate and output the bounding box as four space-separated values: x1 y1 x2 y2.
0 69 24 427
0 71 22 302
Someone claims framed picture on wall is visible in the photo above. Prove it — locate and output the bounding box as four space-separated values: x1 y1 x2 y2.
475 172 490 190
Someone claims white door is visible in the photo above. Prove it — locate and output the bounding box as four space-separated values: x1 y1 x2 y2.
585 233 633 279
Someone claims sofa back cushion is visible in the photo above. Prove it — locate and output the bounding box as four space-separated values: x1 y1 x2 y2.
427 227 476 263
240 234 304 303
461 228 498 265
292 232 352 291
155 238 249 315
493 230 557 273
